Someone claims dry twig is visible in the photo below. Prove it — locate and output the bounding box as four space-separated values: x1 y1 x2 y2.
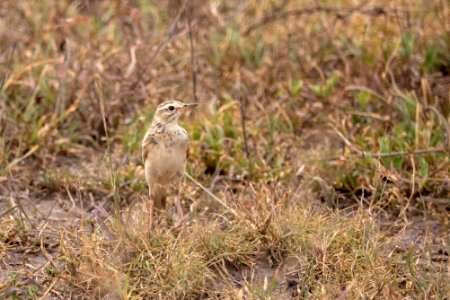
236 76 250 162
187 2 198 102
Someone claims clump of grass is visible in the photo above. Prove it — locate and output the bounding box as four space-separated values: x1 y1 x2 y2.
53 204 450 298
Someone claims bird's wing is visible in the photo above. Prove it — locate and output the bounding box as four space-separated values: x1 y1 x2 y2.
142 131 158 162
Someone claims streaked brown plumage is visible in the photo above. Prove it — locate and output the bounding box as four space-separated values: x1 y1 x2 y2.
142 100 197 230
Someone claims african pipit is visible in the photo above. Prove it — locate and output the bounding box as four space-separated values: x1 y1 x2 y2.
142 100 198 230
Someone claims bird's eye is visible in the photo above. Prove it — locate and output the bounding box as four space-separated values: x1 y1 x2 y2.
168 105 175 111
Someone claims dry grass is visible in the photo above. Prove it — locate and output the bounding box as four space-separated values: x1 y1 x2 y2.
1 0 449 298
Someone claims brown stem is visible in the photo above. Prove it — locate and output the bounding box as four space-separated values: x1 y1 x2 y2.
187 2 197 102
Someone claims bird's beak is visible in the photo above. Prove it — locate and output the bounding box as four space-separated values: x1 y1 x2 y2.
183 103 198 110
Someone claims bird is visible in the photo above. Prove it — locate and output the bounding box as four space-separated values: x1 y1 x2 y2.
142 100 198 230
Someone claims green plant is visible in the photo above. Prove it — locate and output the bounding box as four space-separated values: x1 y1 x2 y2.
310 74 341 97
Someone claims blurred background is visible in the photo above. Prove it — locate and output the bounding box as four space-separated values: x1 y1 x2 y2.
0 0 449 298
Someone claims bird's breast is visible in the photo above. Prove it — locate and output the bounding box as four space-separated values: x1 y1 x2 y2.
144 128 189 184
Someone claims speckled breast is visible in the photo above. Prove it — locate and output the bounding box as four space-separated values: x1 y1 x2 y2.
145 128 189 184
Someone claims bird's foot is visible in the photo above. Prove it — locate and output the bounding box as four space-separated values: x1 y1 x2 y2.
170 206 188 228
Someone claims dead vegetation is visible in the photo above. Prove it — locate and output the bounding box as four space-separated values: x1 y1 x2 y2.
0 0 449 298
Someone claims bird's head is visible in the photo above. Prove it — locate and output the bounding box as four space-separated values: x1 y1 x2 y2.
153 100 198 125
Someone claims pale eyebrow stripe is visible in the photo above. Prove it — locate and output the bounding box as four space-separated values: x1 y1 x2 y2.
163 103 176 110
158 104 169 110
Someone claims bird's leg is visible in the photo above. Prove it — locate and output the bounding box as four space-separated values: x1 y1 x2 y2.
147 192 154 233
175 183 184 225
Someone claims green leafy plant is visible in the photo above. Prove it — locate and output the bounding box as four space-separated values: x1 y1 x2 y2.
310 74 340 97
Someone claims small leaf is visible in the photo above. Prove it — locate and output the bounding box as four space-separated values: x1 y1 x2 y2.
322 85 333 97
378 136 392 167
393 156 404 171
323 76 338 96
423 46 439 73
310 84 322 96
326 74 340 89
378 136 390 153
356 91 371 107
418 158 429 178
400 32 416 59
289 79 303 96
